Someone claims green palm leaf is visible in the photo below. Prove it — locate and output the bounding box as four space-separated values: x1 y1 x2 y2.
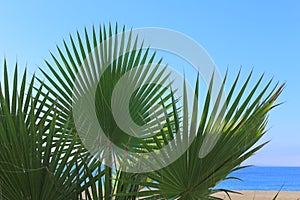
0 61 103 199
139 72 284 199
39 24 177 199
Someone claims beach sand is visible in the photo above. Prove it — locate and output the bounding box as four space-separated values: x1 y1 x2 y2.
212 190 300 200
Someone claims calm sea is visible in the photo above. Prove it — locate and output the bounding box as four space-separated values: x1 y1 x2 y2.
215 166 300 191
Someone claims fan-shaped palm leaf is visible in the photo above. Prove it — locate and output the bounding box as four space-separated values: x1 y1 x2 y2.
135 72 284 199
0 61 103 199
38 24 177 199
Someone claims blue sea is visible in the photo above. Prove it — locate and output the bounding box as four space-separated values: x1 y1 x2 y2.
215 166 300 191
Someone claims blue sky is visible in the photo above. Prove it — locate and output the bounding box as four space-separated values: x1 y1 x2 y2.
0 1 299 166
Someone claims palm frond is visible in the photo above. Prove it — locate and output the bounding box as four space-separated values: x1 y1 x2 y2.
39 24 177 199
0 61 103 199
141 71 284 199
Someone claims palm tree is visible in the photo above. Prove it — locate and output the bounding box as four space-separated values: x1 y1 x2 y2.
42 26 283 199
0 24 283 199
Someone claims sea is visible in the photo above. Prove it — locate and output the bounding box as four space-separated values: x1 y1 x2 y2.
215 166 300 191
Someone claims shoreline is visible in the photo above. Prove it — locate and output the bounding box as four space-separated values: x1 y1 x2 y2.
212 190 300 200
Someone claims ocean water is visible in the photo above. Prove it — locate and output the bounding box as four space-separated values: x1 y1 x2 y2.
215 166 300 191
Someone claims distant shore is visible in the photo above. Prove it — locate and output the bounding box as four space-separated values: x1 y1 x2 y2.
212 190 300 200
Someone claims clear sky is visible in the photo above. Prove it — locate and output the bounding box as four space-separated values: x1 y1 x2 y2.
0 0 299 166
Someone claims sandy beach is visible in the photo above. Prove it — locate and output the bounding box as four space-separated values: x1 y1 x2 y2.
212 190 300 200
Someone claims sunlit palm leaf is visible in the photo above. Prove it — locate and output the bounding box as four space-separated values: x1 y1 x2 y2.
137 72 284 199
